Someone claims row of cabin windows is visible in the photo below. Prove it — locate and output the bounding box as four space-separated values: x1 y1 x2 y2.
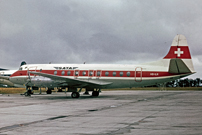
54 71 131 77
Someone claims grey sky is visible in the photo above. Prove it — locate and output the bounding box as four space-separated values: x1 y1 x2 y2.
0 0 202 78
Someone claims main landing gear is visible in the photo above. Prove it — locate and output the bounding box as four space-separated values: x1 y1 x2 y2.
71 92 80 98
46 88 53 94
92 91 99 97
71 91 99 98
70 88 100 98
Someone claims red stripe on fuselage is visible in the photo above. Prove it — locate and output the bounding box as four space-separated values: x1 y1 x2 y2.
10 70 178 78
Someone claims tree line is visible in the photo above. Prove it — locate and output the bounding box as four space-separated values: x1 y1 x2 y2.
165 78 201 87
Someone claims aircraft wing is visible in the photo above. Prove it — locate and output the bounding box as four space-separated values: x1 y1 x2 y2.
29 71 112 88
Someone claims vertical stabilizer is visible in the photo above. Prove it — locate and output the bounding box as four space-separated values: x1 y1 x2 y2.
164 34 195 73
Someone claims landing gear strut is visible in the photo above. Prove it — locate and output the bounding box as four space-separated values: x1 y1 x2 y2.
83 91 90 95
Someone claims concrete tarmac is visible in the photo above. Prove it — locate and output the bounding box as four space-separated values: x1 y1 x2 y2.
0 90 202 135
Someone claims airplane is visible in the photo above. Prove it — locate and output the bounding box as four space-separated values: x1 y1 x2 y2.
0 61 26 87
9 34 195 98
0 69 16 87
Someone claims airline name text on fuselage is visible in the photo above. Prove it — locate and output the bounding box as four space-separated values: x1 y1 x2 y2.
54 67 78 70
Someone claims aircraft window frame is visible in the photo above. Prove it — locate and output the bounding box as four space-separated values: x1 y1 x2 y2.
54 71 57 75
67 71 71 76
97 71 101 76
61 71 65 76
105 71 109 76
75 71 79 76
82 71 86 76
127 71 130 77
113 71 116 76
89 71 93 76
120 71 123 77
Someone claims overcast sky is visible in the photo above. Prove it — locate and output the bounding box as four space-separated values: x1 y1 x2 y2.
0 0 202 79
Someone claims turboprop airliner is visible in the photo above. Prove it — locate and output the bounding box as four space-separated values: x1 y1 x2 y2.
0 69 16 87
9 35 195 98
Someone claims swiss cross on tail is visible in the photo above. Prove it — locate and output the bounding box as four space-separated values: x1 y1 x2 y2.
175 48 183 57
164 35 191 59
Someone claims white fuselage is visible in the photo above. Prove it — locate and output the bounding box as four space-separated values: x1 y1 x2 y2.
9 59 191 89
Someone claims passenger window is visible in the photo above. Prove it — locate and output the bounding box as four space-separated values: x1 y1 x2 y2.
120 72 123 76
113 71 116 76
75 71 78 76
82 71 86 76
97 71 101 76
54 71 57 75
127 71 130 77
105 71 109 76
89 71 93 76
61 71 65 76
67 71 71 76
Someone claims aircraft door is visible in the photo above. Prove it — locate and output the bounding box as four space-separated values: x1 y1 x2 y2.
135 67 142 82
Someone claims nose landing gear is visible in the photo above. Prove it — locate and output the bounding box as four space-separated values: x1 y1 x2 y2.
24 86 33 96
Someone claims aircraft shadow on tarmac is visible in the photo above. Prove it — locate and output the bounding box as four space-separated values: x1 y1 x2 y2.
26 93 114 100
24 92 143 101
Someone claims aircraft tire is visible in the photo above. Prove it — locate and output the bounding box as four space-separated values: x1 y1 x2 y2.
24 90 31 96
57 88 63 92
46 90 52 94
71 92 80 98
92 91 99 97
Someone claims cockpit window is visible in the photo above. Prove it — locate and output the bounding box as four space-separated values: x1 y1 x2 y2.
19 67 23 71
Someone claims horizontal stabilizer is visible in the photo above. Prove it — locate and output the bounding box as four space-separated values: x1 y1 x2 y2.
169 58 191 74
0 68 8 71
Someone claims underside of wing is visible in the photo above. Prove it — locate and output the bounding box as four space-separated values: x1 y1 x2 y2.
29 71 112 88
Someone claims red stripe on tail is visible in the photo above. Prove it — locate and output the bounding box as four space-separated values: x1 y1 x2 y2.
164 46 191 59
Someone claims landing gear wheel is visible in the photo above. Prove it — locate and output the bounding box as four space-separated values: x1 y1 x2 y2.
92 91 99 97
57 88 63 92
46 90 52 94
71 92 80 98
31 91 34 95
24 90 32 96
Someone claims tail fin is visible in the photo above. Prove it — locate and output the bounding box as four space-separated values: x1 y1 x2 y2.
164 34 195 74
